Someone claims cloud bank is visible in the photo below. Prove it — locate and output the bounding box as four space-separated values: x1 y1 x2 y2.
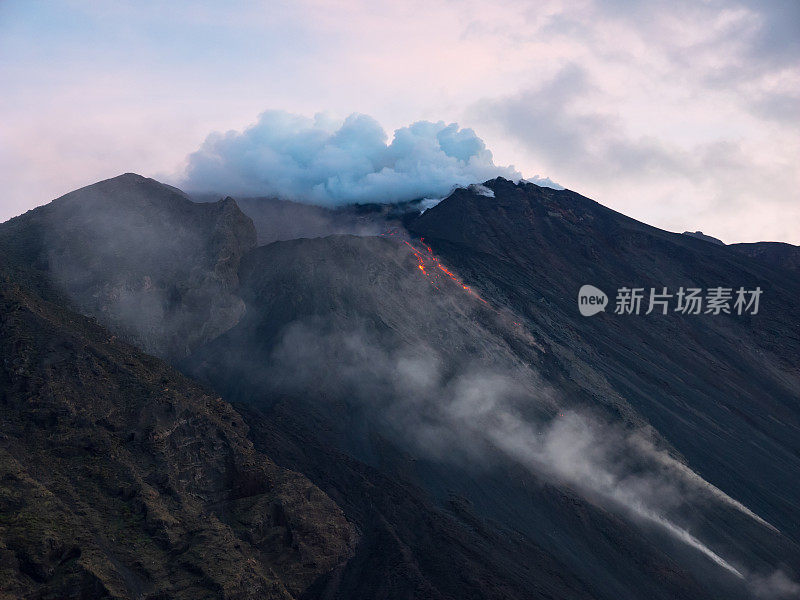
178 111 523 205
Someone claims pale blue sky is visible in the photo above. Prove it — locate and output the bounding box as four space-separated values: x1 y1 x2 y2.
2 0 798 242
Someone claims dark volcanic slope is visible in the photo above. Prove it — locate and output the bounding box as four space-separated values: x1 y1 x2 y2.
682 231 725 245
730 241 800 274
185 234 794 600
183 237 616 600
408 178 800 540
0 275 354 600
0 173 256 360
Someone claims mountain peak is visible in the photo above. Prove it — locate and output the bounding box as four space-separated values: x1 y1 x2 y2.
682 230 725 245
0 176 257 359
51 172 192 209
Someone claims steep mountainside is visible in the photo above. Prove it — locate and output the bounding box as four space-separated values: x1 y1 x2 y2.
231 197 384 245
184 236 687 600
0 275 354 600
0 174 256 360
185 231 799 600
407 178 800 543
228 196 434 246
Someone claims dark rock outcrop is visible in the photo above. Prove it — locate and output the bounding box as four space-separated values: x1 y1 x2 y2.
0 276 354 599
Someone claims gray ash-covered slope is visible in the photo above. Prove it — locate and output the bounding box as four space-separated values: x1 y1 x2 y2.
225 193 438 246
0 274 354 599
230 197 389 245
184 223 799 598
0 173 256 361
185 236 697 600
236 402 603 600
407 177 800 542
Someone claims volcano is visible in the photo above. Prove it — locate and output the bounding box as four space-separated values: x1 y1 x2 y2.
1 174 798 600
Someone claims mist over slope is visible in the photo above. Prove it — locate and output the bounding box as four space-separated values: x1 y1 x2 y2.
408 178 800 532
0 173 256 360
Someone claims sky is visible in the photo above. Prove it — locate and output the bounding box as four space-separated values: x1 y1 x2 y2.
1 0 798 243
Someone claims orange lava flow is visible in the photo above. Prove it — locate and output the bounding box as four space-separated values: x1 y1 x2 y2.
400 237 487 304
379 229 539 347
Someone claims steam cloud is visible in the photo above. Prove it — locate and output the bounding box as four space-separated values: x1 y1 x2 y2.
178 111 524 204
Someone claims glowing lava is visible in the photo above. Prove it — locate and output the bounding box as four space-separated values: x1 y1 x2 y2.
401 237 487 304
380 229 539 348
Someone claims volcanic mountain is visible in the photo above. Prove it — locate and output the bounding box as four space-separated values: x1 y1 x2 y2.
0 173 256 361
1 174 798 600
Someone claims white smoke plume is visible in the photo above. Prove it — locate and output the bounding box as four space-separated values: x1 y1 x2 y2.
177 111 525 205
266 316 780 584
749 570 800 599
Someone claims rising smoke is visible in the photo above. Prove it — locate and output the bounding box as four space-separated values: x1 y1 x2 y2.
177 111 525 204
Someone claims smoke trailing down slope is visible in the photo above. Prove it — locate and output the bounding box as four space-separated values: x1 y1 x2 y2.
261 312 760 582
